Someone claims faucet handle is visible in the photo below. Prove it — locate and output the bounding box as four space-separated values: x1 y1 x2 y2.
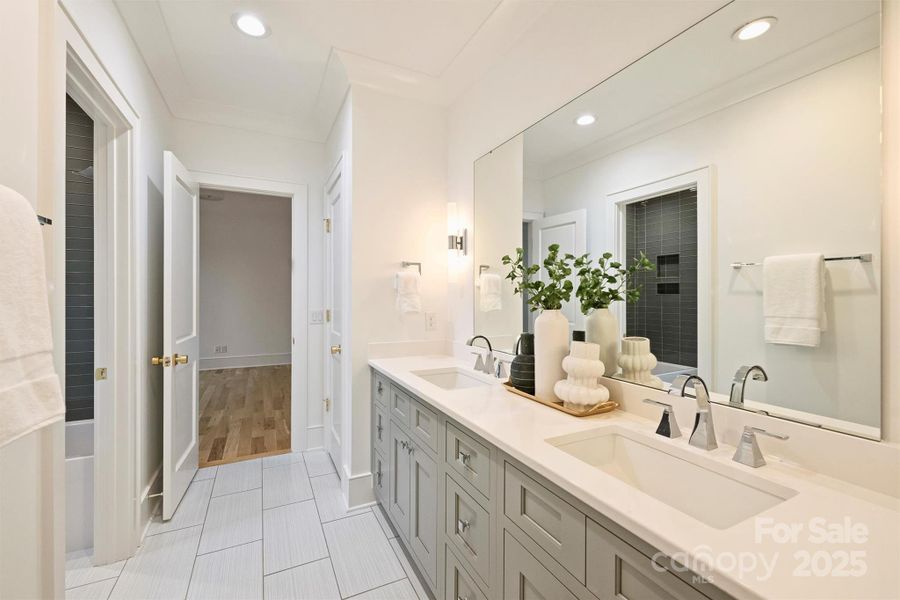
733 426 788 467
471 352 485 372
495 359 509 380
643 399 681 439
746 426 789 441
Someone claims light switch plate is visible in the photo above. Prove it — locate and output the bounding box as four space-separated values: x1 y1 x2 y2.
425 312 437 331
310 310 324 325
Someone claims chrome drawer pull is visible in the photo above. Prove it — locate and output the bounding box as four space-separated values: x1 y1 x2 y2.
376 470 382 485
457 518 471 533
457 449 471 465
376 424 383 435
377 381 384 394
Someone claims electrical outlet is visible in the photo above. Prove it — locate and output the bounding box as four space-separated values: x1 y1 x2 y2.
214 345 227 354
310 310 324 325
425 312 438 332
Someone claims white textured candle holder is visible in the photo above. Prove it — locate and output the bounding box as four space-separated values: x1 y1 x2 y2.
554 341 610 410
617 336 663 389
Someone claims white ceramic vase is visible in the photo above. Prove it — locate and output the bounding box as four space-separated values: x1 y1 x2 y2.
618 336 663 389
554 341 610 411
585 308 620 376
533 309 570 402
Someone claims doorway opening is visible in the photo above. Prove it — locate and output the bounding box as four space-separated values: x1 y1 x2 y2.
624 188 699 383
197 188 293 467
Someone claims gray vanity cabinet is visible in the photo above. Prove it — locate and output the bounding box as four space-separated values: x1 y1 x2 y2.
586 518 706 600
410 447 439 586
503 531 579 600
388 422 412 540
371 369 731 600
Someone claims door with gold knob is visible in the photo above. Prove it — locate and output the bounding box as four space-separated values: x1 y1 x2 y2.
161 151 200 520
324 157 346 476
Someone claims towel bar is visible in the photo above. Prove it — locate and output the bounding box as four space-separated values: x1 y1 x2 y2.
731 253 872 269
479 264 490 275
401 261 422 274
38 215 52 226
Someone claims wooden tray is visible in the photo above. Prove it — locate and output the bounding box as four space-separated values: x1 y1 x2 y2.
502 381 618 417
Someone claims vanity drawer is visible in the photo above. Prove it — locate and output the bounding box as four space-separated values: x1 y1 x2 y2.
390 384 413 425
446 422 492 499
503 530 578 600
373 402 389 457
445 544 488 600
586 518 705 600
446 474 491 587
373 372 389 407
372 448 387 504
410 399 439 454
503 463 586 583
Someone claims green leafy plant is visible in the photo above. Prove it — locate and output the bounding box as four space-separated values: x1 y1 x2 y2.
501 244 574 312
573 251 654 314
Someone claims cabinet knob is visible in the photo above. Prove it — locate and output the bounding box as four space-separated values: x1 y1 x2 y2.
377 381 383 394
457 518 471 533
457 450 471 465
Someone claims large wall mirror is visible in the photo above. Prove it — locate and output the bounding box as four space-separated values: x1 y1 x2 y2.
473 0 882 439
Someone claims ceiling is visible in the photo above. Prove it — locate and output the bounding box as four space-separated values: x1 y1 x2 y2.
522 0 882 178
114 0 541 141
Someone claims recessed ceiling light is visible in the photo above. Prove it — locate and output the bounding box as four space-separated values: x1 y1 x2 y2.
575 114 596 126
232 13 270 38
733 17 777 41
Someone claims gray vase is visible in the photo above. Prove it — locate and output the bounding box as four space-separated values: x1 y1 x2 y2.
510 333 535 396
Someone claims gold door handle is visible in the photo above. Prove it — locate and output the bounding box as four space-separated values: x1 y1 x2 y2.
174 354 189 365
151 356 171 367
330 345 342 355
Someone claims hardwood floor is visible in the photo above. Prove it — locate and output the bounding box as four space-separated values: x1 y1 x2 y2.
199 365 291 467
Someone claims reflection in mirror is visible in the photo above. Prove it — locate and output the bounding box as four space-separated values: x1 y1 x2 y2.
473 0 881 439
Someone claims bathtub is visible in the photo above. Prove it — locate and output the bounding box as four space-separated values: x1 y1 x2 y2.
65 420 94 553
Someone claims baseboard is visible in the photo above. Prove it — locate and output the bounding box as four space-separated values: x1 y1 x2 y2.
199 353 291 370
306 424 323 450
139 464 162 541
348 470 375 509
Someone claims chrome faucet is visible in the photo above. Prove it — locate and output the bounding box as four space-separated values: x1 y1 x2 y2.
733 426 789 467
729 365 768 406
467 335 494 375
668 374 717 450
643 399 681 439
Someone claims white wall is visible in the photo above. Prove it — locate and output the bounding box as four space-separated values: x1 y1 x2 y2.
348 86 448 504
533 51 881 427
473 134 523 348
199 191 292 369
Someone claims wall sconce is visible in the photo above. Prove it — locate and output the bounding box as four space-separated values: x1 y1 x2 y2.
447 202 468 256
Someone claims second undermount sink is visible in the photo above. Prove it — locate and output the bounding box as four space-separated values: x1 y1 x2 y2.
547 426 797 529
412 367 491 390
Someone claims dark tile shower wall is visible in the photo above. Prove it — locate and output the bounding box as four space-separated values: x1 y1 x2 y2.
65 95 94 422
625 189 697 368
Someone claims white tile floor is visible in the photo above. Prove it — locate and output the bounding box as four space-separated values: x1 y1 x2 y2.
65 450 428 600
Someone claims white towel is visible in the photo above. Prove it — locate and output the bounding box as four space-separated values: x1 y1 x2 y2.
479 273 502 312
395 269 422 314
763 253 827 347
0 185 64 448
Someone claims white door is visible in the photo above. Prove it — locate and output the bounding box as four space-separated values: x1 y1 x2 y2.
532 209 587 331
162 151 200 520
323 159 345 475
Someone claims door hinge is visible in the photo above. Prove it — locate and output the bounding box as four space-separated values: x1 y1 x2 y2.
325 309 332 322
324 218 331 233
324 397 331 411
95 367 108 381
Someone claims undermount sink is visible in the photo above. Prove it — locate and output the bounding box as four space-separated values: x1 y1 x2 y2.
412 367 491 390
547 427 797 529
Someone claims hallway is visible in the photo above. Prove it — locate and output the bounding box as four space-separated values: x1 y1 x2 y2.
64 451 428 600
199 366 292 467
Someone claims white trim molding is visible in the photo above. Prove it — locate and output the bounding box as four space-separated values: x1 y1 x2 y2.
199 353 291 371
187 170 309 453
606 166 715 386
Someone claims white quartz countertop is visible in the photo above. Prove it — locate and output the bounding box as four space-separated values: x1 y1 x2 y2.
369 355 900 600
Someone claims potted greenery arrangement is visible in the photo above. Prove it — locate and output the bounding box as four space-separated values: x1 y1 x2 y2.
502 244 574 402
572 251 654 375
